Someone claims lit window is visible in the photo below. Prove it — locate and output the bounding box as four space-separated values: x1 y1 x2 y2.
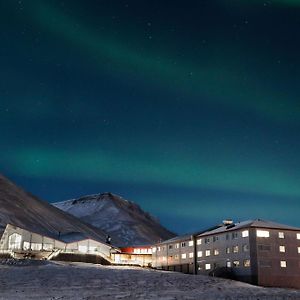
205 250 211 256
181 253 187 259
175 243 179 249
226 261 231 267
197 251 203 257
152 247 156 253
297 233 300 240
279 246 285 253
280 260 287 268
43 243 53 251
298 247 300 254
205 263 211 270
233 245 239 253
31 243 42 251
23 241 30 251
242 230 249 238
278 232 284 239
189 252 193 258
78 245 88 253
233 260 240 267
133 248 141 254
181 242 186 248
157 246 161 251
8 233 22 250
162 256 167 261
226 247 230 254
243 259 250 267
214 249 219 256
256 230 270 238
189 241 194 247
197 239 202 245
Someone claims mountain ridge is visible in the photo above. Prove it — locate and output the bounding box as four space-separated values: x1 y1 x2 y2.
54 192 175 246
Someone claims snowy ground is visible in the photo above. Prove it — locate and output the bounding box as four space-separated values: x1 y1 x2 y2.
0 261 300 299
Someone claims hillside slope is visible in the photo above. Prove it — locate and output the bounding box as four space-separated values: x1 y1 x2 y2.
0 174 109 243
54 193 175 246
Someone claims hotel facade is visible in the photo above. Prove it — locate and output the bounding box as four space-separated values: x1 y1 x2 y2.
152 219 300 289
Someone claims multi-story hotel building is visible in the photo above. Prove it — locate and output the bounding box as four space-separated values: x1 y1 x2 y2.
152 219 300 289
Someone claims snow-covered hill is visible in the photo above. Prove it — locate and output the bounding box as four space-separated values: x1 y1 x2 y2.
0 174 108 243
54 193 175 246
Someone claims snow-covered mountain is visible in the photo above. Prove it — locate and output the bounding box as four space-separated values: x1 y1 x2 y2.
54 193 175 246
0 174 109 243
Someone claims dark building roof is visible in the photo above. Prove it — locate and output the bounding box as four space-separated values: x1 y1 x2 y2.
155 219 300 245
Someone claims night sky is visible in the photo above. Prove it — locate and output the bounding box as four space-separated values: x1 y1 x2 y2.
1 0 300 234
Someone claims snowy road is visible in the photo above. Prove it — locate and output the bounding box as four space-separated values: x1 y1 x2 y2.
0 261 299 299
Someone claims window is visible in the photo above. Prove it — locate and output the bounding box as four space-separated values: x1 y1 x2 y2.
233 245 239 253
205 237 210 244
243 244 249 252
189 241 194 247
181 253 187 259
213 236 218 242
23 241 30 251
152 247 156 253
175 243 179 249
226 247 230 254
89 246 97 252
162 246 166 251
31 243 42 251
297 233 300 240
43 243 53 251
233 260 240 267
205 263 211 270
259 260 272 267
279 246 285 253
78 245 88 253
197 239 202 245
280 261 287 268
205 250 211 257
258 245 271 251
197 251 203 257
242 230 249 238
175 254 179 259
232 232 238 239
181 242 186 248
162 256 167 261
226 261 231 267
8 233 22 250
226 234 230 240
257 230 270 238
189 252 194 258
298 247 300 254
278 232 284 239
168 245 173 250
157 246 161 252
243 259 250 267
214 249 219 256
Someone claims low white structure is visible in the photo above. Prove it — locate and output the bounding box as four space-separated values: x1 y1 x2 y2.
0 224 113 261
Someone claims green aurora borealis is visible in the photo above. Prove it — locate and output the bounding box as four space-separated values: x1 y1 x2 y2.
1 0 300 233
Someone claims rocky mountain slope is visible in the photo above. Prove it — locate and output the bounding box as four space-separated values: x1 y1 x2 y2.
0 174 109 243
54 193 175 246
